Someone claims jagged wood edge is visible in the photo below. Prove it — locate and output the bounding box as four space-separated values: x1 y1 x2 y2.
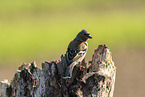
1 44 116 97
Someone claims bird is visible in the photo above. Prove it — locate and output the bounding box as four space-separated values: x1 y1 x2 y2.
63 29 92 78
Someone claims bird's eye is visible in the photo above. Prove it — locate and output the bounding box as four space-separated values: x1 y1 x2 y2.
84 33 89 36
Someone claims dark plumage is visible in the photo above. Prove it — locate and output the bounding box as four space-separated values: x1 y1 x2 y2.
63 29 92 78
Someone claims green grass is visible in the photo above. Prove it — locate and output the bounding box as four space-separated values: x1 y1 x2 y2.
0 0 145 65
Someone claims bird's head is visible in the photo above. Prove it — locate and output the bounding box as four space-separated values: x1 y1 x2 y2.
75 29 92 42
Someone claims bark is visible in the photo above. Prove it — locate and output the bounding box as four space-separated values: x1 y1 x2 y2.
1 44 116 97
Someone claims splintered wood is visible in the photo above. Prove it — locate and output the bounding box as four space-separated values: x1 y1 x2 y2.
1 44 116 97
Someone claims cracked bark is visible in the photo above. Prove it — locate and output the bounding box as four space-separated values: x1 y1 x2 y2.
1 44 116 97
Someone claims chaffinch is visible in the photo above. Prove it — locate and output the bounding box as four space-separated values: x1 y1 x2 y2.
63 29 92 78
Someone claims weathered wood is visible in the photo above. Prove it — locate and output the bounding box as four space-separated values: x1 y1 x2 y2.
1 44 116 97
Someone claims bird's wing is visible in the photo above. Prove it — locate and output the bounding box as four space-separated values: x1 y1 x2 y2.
72 49 87 62
67 48 79 61
67 42 88 63
65 49 87 77
64 43 88 77
72 42 88 62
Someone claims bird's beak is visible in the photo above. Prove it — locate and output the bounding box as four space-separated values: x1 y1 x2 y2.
87 35 92 39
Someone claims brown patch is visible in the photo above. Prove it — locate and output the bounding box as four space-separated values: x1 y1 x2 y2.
79 33 88 41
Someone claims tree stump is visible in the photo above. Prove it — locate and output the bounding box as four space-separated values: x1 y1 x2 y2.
1 44 116 97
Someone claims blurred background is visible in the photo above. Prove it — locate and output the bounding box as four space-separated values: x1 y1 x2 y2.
0 0 145 96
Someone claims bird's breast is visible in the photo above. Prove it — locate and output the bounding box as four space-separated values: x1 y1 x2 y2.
79 42 88 51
